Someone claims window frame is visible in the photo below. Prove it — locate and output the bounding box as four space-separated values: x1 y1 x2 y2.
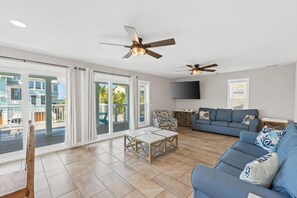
138 80 150 127
11 88 22 100
227 78 249 110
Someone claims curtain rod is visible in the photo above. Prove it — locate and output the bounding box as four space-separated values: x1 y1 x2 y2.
0 55 70 68
0 55 136 78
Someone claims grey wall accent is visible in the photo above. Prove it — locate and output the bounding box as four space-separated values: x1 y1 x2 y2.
175 64 296 120
0 46 176 127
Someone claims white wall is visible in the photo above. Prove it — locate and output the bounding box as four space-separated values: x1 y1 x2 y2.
0 46 176 124
295 63 297 122
175 64 296 121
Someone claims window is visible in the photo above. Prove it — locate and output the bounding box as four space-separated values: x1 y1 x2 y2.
41 95 45 105
11 88 22 100
138 81 150 126
29 81 34 89
31 95 36 105
35 81 41 89
52 84 58 92
42 82 45 90
228 79 249 110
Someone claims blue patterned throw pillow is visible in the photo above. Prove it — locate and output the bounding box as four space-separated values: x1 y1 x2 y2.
240 153 279 187
255 126 285 153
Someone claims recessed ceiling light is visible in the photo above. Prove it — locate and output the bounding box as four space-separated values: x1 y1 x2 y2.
9 20 27 28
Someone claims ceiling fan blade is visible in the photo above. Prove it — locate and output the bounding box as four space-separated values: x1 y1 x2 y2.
200 64 218 69
202 69 216 72
145 49 162 59
123 52 132 59
99 42 130 48
124 26 140 43
144 38 175 48
186 65 194 68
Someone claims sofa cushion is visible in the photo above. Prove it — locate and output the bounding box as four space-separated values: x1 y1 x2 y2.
232 142 268 157
255 126 285 153
232 109 259 123
216 109 233 122
199 108 217 120
220 148 256 170
240 153 279 188
196 119 211 125
229 122 249 130
211 121 229 127
272 147 297 197
215 162 242 177
277 123 297 165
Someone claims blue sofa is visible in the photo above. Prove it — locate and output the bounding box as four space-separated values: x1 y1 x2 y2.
191 108 260 137
191 123 297 198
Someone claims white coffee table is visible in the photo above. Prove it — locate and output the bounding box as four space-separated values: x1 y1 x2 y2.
124 127 179 163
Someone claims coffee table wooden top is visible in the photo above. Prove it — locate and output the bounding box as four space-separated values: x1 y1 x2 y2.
124 130 147 138
154 130 178 138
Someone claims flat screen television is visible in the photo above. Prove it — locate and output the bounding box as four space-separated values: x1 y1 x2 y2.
170 81 200 99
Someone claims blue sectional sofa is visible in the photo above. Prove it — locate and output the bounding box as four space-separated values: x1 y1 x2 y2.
191 108 260 137
191 123 297 198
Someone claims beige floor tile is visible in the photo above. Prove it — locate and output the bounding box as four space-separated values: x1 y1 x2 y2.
74 173 105 198
35 171 49 193
35 161 44 174
129 161 161 179
156 190 178 198
78 152 100 165
58 189 83 198
35 189 52 198
124 189 146 198
153 173 192 198
58 152 81 165
101 173 135 197
186 191 194 198
127 174 164 198
70 147 88 156
87 161 114 179
173 162 194 174
65 161 90 178
109 161 136 178
92 189 115 198
41 153 60 164
178 173 192 187
97 153 119 165
43 160 67 178
48 172 77 198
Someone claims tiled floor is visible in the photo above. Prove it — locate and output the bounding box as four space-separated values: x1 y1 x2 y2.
0 127 237 198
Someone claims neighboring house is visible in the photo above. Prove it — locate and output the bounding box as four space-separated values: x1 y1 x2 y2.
0 75 65 127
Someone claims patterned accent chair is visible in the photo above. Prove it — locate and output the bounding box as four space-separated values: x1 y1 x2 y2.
153 110 178 131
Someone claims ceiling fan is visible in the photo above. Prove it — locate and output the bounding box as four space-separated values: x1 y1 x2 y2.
99 26 176 59
177 63 218 75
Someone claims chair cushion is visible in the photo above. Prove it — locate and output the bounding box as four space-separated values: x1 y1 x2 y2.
232 109 259 123
220 148 256 170
240 153 279 188
232 142 268 157
277 123 297 165
199 108 217 120
215 162 242 177
229 122 249 130
255 126 285 153
272 147 297 198
159 120 172 127
196 119 211 125
211 121 229 127
216 109 232 122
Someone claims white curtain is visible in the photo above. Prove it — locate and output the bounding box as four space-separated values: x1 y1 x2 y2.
65 66 78 147
80 68 97 143
129 76 138 130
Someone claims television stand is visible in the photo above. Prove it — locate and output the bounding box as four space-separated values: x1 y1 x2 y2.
173 110 196 127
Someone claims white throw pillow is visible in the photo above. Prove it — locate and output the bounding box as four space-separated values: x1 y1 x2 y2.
242 114 255 125
240 153 279 188
199 111 210 120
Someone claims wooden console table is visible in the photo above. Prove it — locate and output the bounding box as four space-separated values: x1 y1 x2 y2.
262 117 288 130
173 110 196 127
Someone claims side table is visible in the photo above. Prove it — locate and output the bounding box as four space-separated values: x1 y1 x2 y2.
262 117 288 130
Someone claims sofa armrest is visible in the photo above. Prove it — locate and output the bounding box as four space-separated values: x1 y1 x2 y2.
191 114 199 129
239 131 259 144
192 165 288 198
249 118 260 132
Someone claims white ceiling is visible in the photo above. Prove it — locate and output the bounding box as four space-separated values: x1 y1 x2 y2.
0 0 297 78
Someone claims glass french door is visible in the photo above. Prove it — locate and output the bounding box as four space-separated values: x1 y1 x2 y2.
96 82 109 135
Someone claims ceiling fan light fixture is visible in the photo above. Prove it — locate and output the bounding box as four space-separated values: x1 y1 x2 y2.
130 46 146 56
192 70 201 75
